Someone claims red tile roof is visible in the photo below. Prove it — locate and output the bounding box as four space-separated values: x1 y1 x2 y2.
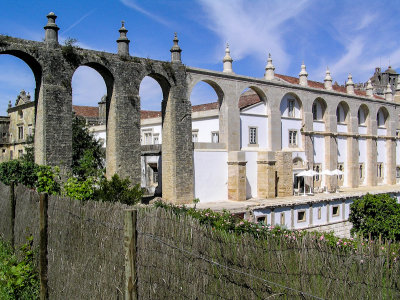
275 74 384 100
73 105 99 118
141 110 161 119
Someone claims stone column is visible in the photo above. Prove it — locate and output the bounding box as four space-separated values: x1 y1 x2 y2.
228 151 247 201
386 138 396 185
268 108 281 151
324 114 338 191
161 65 194 204
366 118 377 186
257 151 276 198
106 83 141 185
219 91 240 151
347 115 359 187
34 56 72 172
275 151 293 196
303 111 314 167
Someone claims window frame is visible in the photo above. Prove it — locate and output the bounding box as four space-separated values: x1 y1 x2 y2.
211 131 219 143
248 126 258 146
288 130 298 147
287 99 295 118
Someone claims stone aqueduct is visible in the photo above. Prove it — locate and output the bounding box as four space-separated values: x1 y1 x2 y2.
0 13 398 203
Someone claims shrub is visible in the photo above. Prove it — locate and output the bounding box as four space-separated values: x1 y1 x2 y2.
0 160 40 188
93 174 143 205
63 176 96 201
349 193 400 241
0 236 39 299
36 166 61 195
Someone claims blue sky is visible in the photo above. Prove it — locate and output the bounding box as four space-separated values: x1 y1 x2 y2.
0 0 399 114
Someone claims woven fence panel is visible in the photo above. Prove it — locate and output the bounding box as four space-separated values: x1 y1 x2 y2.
14 185 40 249
47 196 127 300
136 207 400 300
0 181 11 242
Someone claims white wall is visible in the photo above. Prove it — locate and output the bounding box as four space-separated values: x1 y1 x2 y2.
141 124 162 144
274 207 292 229
192 117 219 143
397 140 400 166
281 119 302 149
358 126 367 135
337 124 347 133
313 121 325 132
377 128 387 136
242 102 266 115
245 151 258 199
313 135 325 164
312 202 328 226
194 150 227 202
253 209 272 225
240 115 268 149
377 139 386 163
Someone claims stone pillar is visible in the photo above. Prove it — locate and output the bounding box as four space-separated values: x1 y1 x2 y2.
268 109 281 151
386 138 396 185
347 115 359 187
366 118 377 186
303 111 314 167
275 151 293 197
106 86 141 185
257 151 276 199
161 65 194 204
228 151 247 201
219 91 240 151
324 114 338 191
44 12 59 45
34 56 72 172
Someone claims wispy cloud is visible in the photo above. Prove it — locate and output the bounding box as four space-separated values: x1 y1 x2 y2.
61 9 96 35
120 0 172 27
197 0 310 73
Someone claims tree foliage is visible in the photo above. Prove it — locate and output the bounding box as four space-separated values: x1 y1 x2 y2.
349 193 400 241
72 116 105 179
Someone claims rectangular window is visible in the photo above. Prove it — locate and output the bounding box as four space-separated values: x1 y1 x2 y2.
192 130 198 142
288 99 295 117
249 127 257 145
211 131 219 143
312 103 317 120
337 163 344 180
397 166 400 178
297 210 306 222
332 205 340 217
28 125 33 136
317 207 322 220
153 133 159 144
280 212 285 225
10 150 13 160
257 216 266 224
377 163 383 178
18 126 23 140
359 163 364 179
153 172 158 184
18 150 23 158
289 130 297 146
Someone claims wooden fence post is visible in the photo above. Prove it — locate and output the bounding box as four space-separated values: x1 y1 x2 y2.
39 193 49 300
10 181 15 250
124 209 138 300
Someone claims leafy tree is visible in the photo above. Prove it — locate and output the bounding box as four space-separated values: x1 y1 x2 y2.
63 176 96 201
349 193 400 241
72 116 105 179
0 160 39 188
93 174 143 205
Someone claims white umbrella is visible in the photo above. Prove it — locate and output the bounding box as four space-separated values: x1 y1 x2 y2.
296 170 318 195
331 169 344 175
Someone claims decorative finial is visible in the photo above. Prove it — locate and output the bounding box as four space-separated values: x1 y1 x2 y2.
299 61 308 86
44 11 59 44
366 79 373 97
264 53 275 80
346 73 355 94
384 83 393 101
117 20 130 56
223 43 233 73
324 67 333 90
170 32 182 63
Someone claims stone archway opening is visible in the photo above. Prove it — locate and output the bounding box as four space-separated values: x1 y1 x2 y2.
238 86 267 149
139 75 164 197
189 80 221 144
0 52 41 161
